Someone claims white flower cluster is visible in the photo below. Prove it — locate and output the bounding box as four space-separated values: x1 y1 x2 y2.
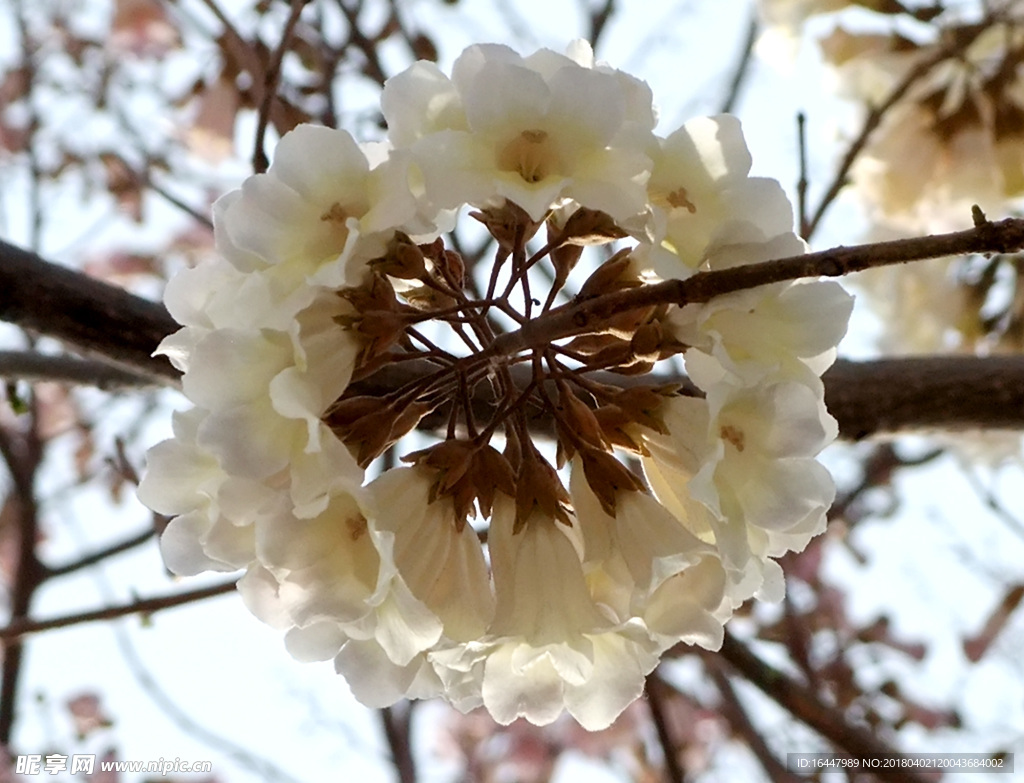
759 0 1024 226
139 41 851 730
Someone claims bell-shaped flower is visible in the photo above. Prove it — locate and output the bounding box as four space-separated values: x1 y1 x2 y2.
671 380 835 571
175 328 305 480
568 457 712 594
568 459 733 652
637 388 826 602
138 408 264 575
366 467 494 643
642 115 796 277
239 483 445 672
165 289 360 484
213 124 423 298
161 255 313 335
466 496 659 730
333 640 444 708
643 555 734 650
383 43 655 222
670 275 854 386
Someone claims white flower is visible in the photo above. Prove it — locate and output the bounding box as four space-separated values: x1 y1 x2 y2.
641 115 796 278
462 496 659 731
382 42 656 222
159 290 360 500
139 37 856 731
137 408 264 575
367 467 494 643
333 640 444 708
853 103 1009 225
671 275 855 386
568 457 715 592
648 382 836 581
818 20 1024 226
168 328 304 480
568 461 733 651
214 124 424 299
643 556 733 650
238 485 445 670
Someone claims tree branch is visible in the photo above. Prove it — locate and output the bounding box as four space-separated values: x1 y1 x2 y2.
645 671 686 783
0 397 46 744
0 351 163 389
584 0 617 50
483 217 1024 360
252 0 310 173
0 580 238 641
351 356 1024 439
0 239 179 384
717 9 759 115
706 660 804 783
714 632 934 783
5 224 1024 435
44 527 156 579
823 356 1024 439
379 704 417 783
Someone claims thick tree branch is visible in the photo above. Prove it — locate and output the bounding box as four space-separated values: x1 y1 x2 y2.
0 239 179 384
823 357 1024 439
4 225 1024 434
351 356 1024 439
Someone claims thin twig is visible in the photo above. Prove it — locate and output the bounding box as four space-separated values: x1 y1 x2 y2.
961 466 1024 542
0 580 238 641
0 376 45 744
715 631 934 783
14 0 44 249
645 670 685 783
585 0 617 50
717 10 759 115
484 217 1024 360
139 174 214 230
336 0 389 87
252 0 309 173
0 351 162 389
44 528 156 579
797 112 809 239
707 660 804 783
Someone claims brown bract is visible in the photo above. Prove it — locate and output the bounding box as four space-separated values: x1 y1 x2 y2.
403 441 516 530
320 200 703 530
